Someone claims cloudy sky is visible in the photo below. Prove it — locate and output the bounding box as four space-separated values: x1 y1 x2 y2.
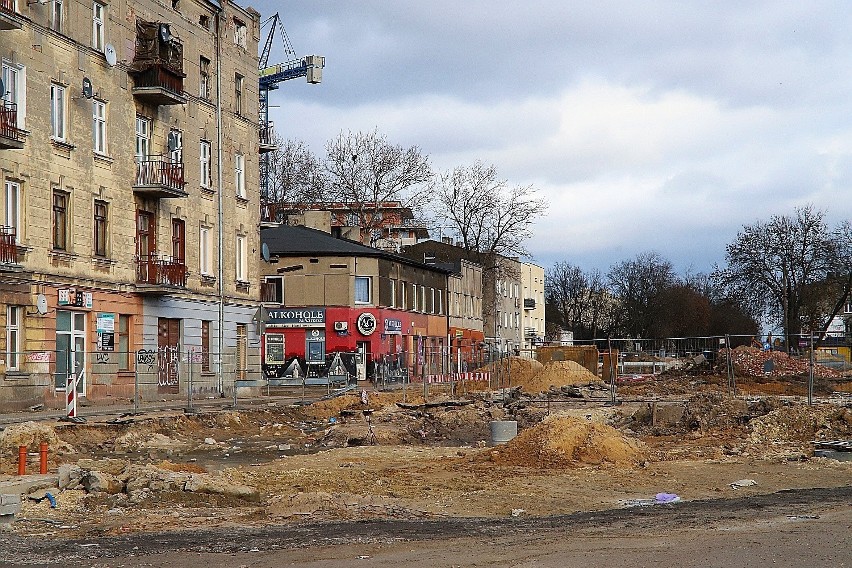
253 1 852 275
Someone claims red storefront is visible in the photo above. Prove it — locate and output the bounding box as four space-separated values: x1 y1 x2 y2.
262 306 448 380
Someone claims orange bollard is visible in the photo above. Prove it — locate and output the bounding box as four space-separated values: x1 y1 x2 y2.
17 445 26 476
39 442 48 474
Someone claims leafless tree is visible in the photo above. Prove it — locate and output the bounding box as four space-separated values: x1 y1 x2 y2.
607 251 676 338
430 162 547 261
545 263 615 339
263 138 328 221
324 129 432 245
713 205 848 348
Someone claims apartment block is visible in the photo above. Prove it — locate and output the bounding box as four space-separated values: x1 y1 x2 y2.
0 0 261 409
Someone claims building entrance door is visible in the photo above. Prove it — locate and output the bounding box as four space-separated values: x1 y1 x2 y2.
56 310 86 394
157 317 180 394
356 341 371 381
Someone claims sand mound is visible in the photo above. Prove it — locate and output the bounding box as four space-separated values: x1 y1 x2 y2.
479 357 543 387
520 360 604 393
0 421 73 453
490 414 646 468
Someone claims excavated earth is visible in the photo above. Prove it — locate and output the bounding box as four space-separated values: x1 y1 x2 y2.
0 368 850 565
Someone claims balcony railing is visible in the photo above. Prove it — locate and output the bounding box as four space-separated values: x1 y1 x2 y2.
136 254 187 287
130 64 187 105
0 225 18 264
0 102 23 148
259 123 277 153
0 0 21 30
134 156 186 198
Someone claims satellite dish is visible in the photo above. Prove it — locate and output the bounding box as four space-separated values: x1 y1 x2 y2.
159 23 172 43
82 77 93 99
261 242 271 263
36 294 48 315
167 131 179 152
104 44 117 67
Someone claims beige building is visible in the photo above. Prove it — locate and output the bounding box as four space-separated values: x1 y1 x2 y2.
0 0 262 409
521 261 545 352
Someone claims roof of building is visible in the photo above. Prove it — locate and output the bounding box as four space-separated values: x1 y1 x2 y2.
261 226 454 274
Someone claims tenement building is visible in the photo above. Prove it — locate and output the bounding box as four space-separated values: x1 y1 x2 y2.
0 0 261 409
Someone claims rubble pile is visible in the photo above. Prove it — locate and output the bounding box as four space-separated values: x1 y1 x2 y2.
520 361 605 394
479 357 544 387
748 405 852 448
489 414 647 468
718 346 842 379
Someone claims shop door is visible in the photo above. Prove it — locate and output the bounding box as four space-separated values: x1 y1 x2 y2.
56 310 86 394
356 341 370 381
157 317 180 393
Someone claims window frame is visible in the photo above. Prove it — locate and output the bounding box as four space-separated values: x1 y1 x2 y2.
117 314 130 371
354 276 371 305
92 99 106 154
199 139 212 188
234 152 245 198
2 61 25 129
235 234 247 281
51 0 62 33
93 199 107 257
52 189 68 251
234 18 247 47
6 306 22 371
50 83 66 142
4 180 20 241
199 225 210 275
135 116 150 160
199 56 210 99
92 1 105 51
234 73 243 115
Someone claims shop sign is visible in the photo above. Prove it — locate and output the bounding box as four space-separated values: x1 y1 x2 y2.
97 332 115 351
357 312 377 336
58 289 93 309
96 312 115 333
265 333 285 365
384 318 402 335
266 308 325 327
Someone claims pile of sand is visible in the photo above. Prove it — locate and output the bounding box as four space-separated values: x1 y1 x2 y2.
520 360 604 393
479 357 543 387
489 414 647 468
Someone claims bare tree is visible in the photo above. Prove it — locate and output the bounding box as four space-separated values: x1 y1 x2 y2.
431 161 547 260
713 205 846 348
262 138 328 222
607 251 676 338
324 129 432 245
545 262 614 339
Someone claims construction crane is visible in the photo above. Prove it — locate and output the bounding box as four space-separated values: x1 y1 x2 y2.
258 13 324 219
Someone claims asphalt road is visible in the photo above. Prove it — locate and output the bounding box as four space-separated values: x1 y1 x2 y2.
1 486 850 567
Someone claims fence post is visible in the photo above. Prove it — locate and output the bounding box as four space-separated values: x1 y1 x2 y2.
186 348 194 412
808 333 814 405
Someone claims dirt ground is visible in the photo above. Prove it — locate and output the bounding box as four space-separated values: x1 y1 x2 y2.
0 368 850 565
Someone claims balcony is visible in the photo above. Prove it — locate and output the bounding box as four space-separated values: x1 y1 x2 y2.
0 225 21 271
133 156 187 198
0 102 24 149
523 298 536 310
130 65 187 105
259 123 277 153
136 254 187 292
0 0 22 30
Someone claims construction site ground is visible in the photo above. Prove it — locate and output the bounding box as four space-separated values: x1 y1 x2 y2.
0 361 850 566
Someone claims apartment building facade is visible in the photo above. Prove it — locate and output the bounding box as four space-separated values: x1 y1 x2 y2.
0 0 261 409
520 261 545 351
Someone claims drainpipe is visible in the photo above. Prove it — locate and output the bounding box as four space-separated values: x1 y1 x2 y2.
215 6 225 395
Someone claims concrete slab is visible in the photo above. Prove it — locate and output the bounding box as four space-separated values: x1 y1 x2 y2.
0 474 58 495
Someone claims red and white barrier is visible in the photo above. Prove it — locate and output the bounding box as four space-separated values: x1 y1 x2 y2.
66 371 77 418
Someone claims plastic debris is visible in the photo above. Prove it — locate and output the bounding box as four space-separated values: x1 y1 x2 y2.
730 479 758 489
654 493 681 504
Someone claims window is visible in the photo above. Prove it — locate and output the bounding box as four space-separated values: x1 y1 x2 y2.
199 226 210 275
199 14 210 30
51 0 62 33
199 56 210 99
92 2 105 51
135 116 150 160
172 218 185 262
421 286 427 313
234 73 243 115
438 290 443 315
411 284 418 311
400 282 406 310
199 140 211 188
201 320 210 372
234 153 245 198
355 276 371 304
234 18 246 47
430 288 435 314
52 190 68 250
92 100 106 154
117 315 130 371
168 129 182 163
389 279 396 308
2 62 25 129
4 181 20 241
50 84 65 141
6 306 22 371
93 200 107 256
235 234 247 281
